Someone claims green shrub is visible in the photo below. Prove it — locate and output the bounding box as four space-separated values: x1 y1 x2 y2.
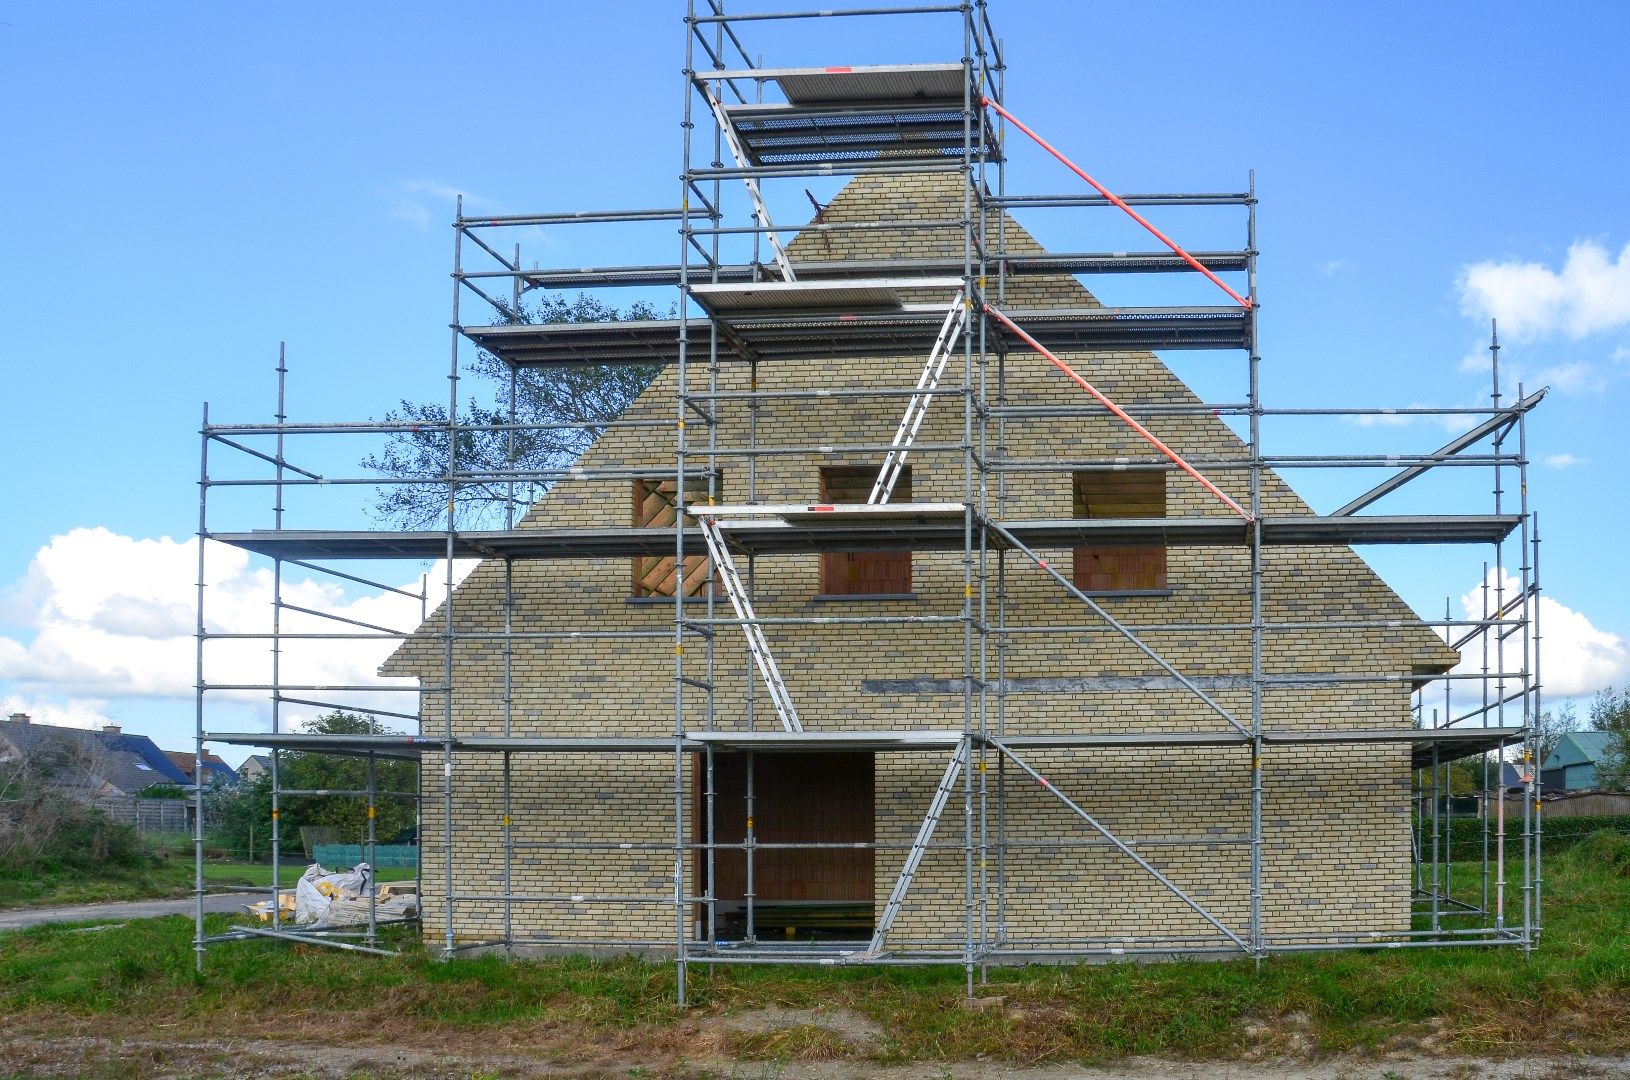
0 762 149 874
1420 811 1630 863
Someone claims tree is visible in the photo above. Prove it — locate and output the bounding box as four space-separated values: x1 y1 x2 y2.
1590 686 1630 792
1534 699 1582 769
363 293 665 528
206 712 418 860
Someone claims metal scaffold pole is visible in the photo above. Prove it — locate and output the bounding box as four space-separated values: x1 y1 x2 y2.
959 0 977 998
192 402 210 974
441 194 464 961
675 0 698 1008
268 346 290 935
1246 171 1265 963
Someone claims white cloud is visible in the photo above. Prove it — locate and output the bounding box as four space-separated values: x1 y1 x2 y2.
1346 409 1419 428
1529 361 1606 395
0 693 116 731
1458 344 1608 398
0 528 473 727
1543 452 1587 469
1343 404 1466 431
1459 240 1630 341
1342 404 1471 435
1319 258 1356 277
1449 569 1629 703
388 180 487 232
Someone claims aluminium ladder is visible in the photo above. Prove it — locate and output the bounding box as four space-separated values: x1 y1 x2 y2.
866 738 969 955
701 85 797 283
868 291 966 504
696 514 803 732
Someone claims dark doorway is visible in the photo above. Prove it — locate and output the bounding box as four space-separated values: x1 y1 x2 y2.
699 751 875 939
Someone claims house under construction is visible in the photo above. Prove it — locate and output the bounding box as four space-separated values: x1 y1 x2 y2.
194 2 1544 1001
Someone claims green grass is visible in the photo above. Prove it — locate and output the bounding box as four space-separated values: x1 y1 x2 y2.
0 833 1626 1065
0 852 416 910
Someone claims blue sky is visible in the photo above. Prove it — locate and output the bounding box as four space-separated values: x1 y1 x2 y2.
1 1 1626 760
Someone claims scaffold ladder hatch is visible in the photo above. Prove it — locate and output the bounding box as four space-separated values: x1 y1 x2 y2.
702 84 797 283
696 513 803 732
869 290 965 504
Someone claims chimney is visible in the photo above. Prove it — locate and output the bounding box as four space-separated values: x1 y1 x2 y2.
7 713 27 725
102 723 122 735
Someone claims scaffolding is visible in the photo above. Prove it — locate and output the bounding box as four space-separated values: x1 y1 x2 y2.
193 1 1543 1002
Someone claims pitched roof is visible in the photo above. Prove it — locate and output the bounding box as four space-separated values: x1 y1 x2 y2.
0 718 190 794
1546 730 1612 768
162 748 238 784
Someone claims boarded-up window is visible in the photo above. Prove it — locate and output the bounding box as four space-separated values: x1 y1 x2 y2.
632 478 712 597
1072 470 1167 592
819 466 911 596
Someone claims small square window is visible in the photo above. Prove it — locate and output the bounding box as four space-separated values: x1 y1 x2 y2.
1072 470 1167 593
818 466 912 596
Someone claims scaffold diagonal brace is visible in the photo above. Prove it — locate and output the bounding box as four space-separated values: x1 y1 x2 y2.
981 96 1251 311
1331 387 1547 517
983 303 1250 521
990 739 1249 952
987 521 1247 735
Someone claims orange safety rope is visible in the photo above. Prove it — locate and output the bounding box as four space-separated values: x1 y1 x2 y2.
983 303 1252 521
982 96 1253 311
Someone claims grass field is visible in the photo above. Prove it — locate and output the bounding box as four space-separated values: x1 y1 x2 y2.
0 832 1627 1071
0 853 417 910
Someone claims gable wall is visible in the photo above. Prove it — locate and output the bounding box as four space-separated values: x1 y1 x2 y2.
393 173 1449 949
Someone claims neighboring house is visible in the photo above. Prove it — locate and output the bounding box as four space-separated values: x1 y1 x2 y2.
1542 732 1614 792
1494 761 1528 793
162 749 239 787
237 754 273 782
0 713 191 796
381 173 1463 954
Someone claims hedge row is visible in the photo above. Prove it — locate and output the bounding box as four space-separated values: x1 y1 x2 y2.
1416 812 1630 863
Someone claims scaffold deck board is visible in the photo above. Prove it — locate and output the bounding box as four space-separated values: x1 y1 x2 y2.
460 305 1249 366
690 277 962 315
203 732 444 759
203 726 1524 768
723 102 997 166
209 513 1519 562
518 252 1250 290
703 64 966 106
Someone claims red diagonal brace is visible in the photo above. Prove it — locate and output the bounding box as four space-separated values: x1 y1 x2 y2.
982 96 1252 311
984 303 1252 521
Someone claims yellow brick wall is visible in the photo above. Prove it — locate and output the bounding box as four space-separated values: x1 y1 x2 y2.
390 172 1451 950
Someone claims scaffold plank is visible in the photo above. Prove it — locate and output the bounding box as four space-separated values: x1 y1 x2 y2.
209 513 1520 562
459 305 1250 367
690 277 961 315
518 252 1250 290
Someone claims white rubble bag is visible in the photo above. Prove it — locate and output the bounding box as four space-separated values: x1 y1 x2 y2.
292 861 373 927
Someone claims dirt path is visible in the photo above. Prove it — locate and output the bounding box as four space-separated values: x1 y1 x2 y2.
1 1015 1624 1080
0 893 244 931
4 1032 1626 1079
